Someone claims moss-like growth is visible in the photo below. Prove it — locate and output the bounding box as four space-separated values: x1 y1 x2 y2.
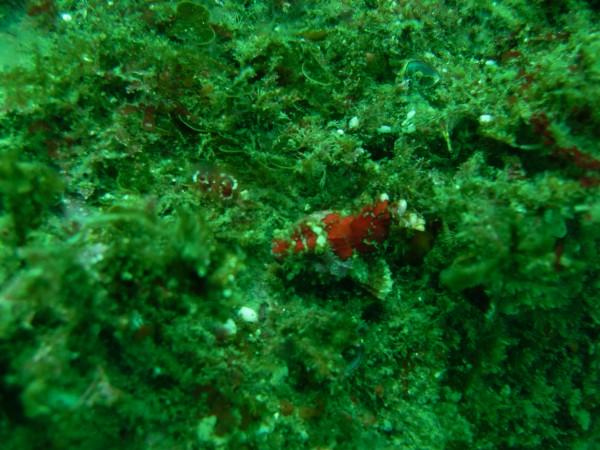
0 0 598 448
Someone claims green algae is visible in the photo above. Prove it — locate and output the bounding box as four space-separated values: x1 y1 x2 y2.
0 1 599 449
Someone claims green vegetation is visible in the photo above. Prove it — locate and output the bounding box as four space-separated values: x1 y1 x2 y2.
1 0 599 448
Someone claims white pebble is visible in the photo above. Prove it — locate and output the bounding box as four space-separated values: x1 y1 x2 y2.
221 318 237 336
479 114 494 124
237 306 259 323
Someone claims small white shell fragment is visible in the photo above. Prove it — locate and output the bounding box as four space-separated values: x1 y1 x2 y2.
348 116 360 129
377 125 393 134
237 306 259 323
478 114 494 124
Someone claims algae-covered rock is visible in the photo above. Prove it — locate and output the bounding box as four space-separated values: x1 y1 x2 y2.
170 2 215 45
0 0 598 449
